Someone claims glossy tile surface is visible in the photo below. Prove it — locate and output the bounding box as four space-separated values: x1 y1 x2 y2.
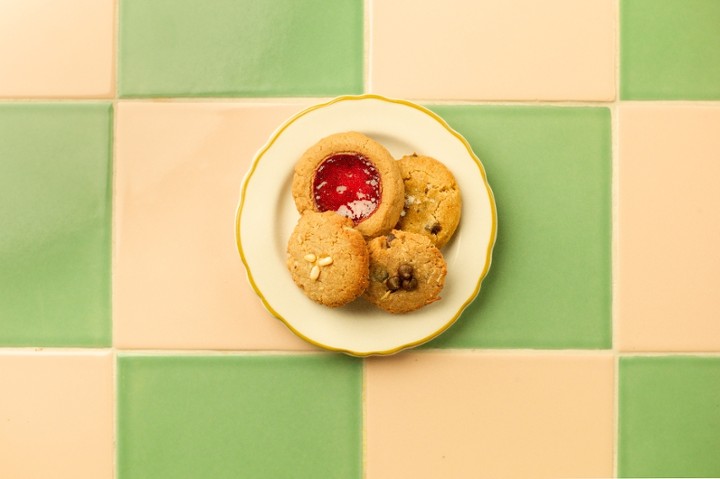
0 0 114 98
0 103 112 347
366 352 615 478
114 102 313 350
619 356 720 477
371 0 615 100
117 354 362 479
617 105 720 352
119 0 364 97
426 106 612 349
0 352 113 479
621 0 720 100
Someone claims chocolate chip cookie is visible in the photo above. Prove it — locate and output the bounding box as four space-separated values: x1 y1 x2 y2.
286 211 369 307
396 153 461 248
363 230 447 314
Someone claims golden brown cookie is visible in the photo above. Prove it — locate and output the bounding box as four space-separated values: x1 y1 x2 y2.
396 154 461 248
286 211 369 307
292 131 404 238
363 230 447 314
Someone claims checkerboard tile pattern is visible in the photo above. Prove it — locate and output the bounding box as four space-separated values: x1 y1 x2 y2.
2 0 719 477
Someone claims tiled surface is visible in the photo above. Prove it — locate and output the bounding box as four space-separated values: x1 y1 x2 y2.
366 352 615 478
0 103 112 347
117 354 362 478
119 0 364 97
2 0 720 478
620 0 720 100
0 0 114 98
113 102 312 350
0 352 113 479
425 106 612 349
617 105 720 352
370 0 616 101
619 357 720 477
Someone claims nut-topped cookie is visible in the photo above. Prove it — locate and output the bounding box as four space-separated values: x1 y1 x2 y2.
292 131 404 238
363 230 447 314
396 154 461 248
287 211 369 307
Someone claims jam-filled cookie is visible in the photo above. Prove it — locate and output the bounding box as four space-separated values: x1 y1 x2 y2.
396 154 461 248
292 132 404 238
363 230 447 314
287 211 369 308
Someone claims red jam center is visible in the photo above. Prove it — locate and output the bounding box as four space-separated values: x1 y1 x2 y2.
313 153 382 224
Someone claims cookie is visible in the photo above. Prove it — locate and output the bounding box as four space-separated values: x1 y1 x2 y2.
363 230 447 314
292 131 404 238
396 154 461 248
287 211 369 307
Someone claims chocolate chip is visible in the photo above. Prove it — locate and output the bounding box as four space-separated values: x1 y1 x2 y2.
398 263 414 280
385 233 396 247
402 277 418 291
426 223 442 235
372 267 389 282
386 276 401 291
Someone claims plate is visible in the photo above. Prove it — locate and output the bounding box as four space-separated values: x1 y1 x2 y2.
236 94 497 356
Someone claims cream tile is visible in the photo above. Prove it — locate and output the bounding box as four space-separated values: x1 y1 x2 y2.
0 0 114 98
114 101 314 350
0 351 113 479
365 352 614 478
370 0 615 101
618 105 720 352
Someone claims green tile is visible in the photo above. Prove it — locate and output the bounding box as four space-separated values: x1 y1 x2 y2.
426 106 611 349
619 356 720 477
119 0 364 97
117 355 362 479
621 0 720 100
0 103 112 347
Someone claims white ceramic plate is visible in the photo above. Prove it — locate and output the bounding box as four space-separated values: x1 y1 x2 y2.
236 94 497 356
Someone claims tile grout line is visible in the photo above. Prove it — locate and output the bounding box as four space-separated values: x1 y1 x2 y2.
614 353 621 478
0 97 611 105
4 347 720 356
2 96 720 107
114 349 356 356
363 0 372 95
361 358 368 479
612 0 621 475
612 102 621 478
611 96 620 478
111 0 120 477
